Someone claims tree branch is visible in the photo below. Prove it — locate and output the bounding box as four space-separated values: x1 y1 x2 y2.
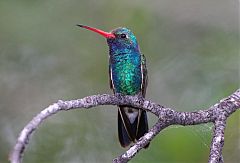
9 89 240 163
209 117 226 163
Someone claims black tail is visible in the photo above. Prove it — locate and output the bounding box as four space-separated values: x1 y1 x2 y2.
118 106 149 148
136 110 150 148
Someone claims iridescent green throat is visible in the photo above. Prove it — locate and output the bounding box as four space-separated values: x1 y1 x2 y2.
110 52 142 95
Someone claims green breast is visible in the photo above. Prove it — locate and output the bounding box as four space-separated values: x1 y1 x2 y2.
111 53 142 95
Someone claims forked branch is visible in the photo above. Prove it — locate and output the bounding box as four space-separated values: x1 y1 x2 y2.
10 89 240 163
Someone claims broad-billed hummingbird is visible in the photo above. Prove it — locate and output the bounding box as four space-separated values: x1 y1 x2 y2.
77 24 149 148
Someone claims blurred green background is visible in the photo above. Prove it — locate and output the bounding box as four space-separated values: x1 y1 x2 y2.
0 0 239 162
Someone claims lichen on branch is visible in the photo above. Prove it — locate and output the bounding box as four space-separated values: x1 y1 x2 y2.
9 89 240 163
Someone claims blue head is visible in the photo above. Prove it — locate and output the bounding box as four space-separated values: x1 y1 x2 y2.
77 25 140 55
107 27 139 54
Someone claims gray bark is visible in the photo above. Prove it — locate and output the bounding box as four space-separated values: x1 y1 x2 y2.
9 89 240 163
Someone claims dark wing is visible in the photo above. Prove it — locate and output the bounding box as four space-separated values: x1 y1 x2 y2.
138 54 149 148
109 59 115 91
136 110 149 148
141 54 148 97
109 64 113 89
118 106 137 147
118 109 131 147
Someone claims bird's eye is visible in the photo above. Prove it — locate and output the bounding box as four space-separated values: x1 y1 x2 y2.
120 33 127 38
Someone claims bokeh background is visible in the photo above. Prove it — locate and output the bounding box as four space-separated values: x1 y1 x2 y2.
0 0 239 162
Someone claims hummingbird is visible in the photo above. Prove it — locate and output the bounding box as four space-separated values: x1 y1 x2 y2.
77 24 149 148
